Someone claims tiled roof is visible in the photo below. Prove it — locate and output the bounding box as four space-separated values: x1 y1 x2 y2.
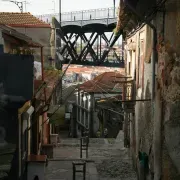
63 65 125 75
0 12 51 28
80 72 125 93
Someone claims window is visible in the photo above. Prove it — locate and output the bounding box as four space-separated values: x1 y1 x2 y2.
140 40 144 55
127 51 132 76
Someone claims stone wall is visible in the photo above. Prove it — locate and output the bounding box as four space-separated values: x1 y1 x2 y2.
126 25 154 177
156 0 180 179
125 0 180 179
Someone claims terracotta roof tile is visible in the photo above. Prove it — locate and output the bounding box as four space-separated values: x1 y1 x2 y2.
80 72 125 93
0 12 51 28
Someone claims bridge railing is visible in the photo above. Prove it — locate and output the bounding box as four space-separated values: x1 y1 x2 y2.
36 7 118 23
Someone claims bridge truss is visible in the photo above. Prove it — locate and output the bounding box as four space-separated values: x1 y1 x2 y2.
50 8 124 67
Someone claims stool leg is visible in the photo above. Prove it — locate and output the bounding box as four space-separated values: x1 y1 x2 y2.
73 165 76 180
80 139 82 158
83 164 86 180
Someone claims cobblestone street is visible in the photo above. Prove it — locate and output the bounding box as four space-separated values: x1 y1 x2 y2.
45 131 137 180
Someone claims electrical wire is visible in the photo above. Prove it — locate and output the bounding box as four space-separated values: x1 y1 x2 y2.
83 75 121 104
29 71 129 131
41 84 79 126
27 83 79 131
81 73 134 114
81 76 124 109
35 74 127 132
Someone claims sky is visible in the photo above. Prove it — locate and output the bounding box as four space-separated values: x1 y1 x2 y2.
0 0 122 44
0 0 119 15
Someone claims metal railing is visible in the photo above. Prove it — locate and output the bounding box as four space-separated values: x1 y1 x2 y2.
36 7 118 23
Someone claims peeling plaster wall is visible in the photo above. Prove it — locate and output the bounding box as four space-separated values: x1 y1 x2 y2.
156 0 180 179
163 102 180 180
126 25 154 179
125 1 180 179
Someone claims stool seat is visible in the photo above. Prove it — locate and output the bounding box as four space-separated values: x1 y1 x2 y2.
72 161 86 165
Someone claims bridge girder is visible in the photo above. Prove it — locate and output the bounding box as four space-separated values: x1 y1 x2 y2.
54 19 124 67
61 18 117 28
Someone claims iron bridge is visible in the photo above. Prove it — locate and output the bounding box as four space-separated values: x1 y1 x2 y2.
37 7 124 67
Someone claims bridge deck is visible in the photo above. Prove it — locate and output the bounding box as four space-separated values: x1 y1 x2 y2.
36 7 117 25
39 7 123 67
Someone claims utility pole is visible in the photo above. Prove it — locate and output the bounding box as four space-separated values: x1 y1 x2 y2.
59 0 62 50
113 0 116 17
59 0 63 104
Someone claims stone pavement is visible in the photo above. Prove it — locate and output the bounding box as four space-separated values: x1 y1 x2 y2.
45 131 137 180
46 161 98 180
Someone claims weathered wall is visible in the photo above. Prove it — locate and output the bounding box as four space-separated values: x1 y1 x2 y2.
125 0 180 179
126 25 154 179
156 0 180 179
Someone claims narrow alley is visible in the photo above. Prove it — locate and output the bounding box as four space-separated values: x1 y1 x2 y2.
1 0 180 180
45 131 137 180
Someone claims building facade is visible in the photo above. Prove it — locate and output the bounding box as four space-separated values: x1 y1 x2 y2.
117 0 180 179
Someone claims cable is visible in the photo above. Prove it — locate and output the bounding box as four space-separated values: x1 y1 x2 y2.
41 84 79 126
37 73 126 131
82 75 121 106
27 83 79 131
80 78 118 110
81 75 130 114
31 72 129 131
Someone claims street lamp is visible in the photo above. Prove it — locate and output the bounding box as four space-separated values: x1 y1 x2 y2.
49 1 56 13
59 0 62 63
2 0 28 12
52 0 55 13
59 0 63 104
59 0 61 26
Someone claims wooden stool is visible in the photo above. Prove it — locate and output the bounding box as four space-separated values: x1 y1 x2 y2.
72 161 86 180
80 136 89 158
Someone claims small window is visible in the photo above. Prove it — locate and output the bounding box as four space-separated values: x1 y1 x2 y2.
129 62 131 75
140 40 144 55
